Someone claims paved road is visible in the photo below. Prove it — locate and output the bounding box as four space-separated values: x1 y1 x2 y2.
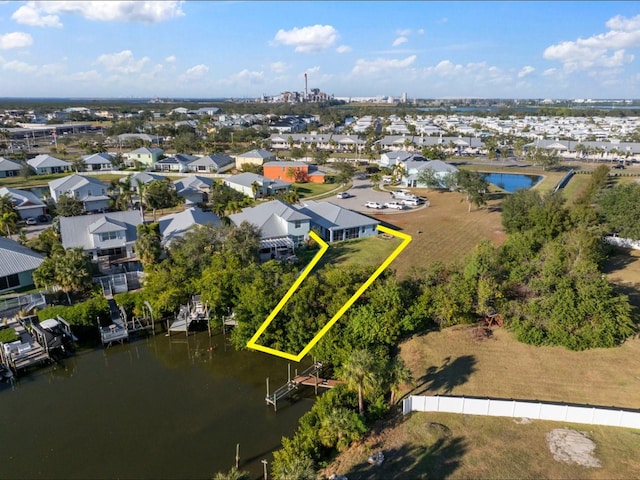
331 173 428 214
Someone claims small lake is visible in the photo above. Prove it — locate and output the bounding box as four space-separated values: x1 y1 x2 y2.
481 172 542 192
0 331 313 480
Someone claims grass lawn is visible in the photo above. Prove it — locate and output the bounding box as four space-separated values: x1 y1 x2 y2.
0 173 68 189
294 182 339 198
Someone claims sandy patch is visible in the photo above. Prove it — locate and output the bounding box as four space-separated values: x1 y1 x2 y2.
546 428 601 468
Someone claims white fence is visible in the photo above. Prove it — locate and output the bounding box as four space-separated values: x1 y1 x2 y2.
402 395 640 429
605 235 640 250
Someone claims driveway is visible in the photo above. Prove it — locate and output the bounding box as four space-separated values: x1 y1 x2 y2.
332 174 427 214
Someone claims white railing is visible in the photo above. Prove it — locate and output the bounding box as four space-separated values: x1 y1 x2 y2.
402 395 640 429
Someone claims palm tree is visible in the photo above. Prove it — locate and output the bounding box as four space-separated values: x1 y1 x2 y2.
116 175 134 211
387 358 414 405
0 211 18 238
318 407 366 451
338 349 381 414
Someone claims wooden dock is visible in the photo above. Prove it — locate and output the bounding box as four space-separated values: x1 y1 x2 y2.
167 297 209 337
1 319 51 373
265 362 341 411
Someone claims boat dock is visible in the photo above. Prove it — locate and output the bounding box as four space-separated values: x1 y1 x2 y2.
100 298 155 347
167 296 209 337
0 318 51 373
265 362 340 411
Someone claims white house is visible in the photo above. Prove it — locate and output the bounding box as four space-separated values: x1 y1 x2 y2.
223 172 291 199
188 153 234 173
158 207 220 247
82 153 114 172
0 187 47 220
0 157 21 178
27 154 72 175
48 174 110 212
59 210 143 271
295 200 380 242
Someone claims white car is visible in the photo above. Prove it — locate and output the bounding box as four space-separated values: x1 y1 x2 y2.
384 201 406 210
336 191 353 199
365 201 385 209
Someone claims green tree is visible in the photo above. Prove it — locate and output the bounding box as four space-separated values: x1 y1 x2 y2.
144 180 182 221
455 170 489 212
211 467 251 480
332 161 356 185
0 211 18 237
33 247 92 304
337 349 381 414
317 407 366 452
387 357 414 405
416 168 441 189
134 222 162 267
57 193 84 216
598 183 640 239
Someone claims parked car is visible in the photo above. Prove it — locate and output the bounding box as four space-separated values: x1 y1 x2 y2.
384 201 406 210
401 198 420 207
37 214 51 223
365 201 385 209
25 217 37 225
336 191 353 199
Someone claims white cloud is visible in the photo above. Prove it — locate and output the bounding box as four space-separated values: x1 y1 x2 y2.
12 4 62 28
272 24 338 53
543 68 558 76
229 69 264 83
16 1 185 26
96 50 149 73
336 45 351 54
165 55 176 63
352 55 417 75
0 32 33 50
417 28 425 35
180 64 208 81
2 60 37 73
69 69 101 82
518 66 535 78
306 66 321 75
270 61 287 73
544 14 640 72
392 36 408 47
396 29 412 36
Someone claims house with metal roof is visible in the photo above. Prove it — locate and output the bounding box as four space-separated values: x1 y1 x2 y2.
122 147 164 168
229 200 310 260
0 187 47 220
82 152 114 172
188 153 234 173
0 157 21 178
234 148 276 170
402 159 459 188
154 153 196 173
121 172 165 193
295 200 379 242
49 174 110 212
158 207 220 247
59 210 143 271
0 237 45 292
224 172 291 199
27 154 72 175
173 175 213 204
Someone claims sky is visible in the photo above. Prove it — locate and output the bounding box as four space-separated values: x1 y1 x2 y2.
1 1 640 100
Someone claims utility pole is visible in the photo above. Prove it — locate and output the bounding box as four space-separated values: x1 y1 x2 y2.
261 459 268 480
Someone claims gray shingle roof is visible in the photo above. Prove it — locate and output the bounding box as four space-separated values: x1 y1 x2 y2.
0 187 45 209
236 148 276 160
27 154 71 169
229 200 309 238
296 200 379 231
158 207 220 246
59 210 143 250
0 157 21 172
0 237 44 277
49 174 107 192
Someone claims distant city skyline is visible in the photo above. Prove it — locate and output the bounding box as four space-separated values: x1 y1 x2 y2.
1 1 640 100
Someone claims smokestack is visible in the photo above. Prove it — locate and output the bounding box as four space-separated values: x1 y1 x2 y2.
304 73 308 100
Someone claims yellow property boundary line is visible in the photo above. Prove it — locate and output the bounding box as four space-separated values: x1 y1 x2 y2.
246 225 412 361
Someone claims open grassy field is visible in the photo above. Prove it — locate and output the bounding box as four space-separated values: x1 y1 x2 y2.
294 181 339 198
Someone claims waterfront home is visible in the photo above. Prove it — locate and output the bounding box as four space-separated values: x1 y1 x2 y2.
27 154 72 175
0 187 47 220
122 147 164 168
82 152 114 172
0 157 21 178
295 200 380 242
234 148 276 170
224 172 291 199
49 174 110 212
263 161 326 184
0 237 45 292
187 153 234 173
172 176 213 204
229 200 310 260
158 207 220 247
59 210 143 272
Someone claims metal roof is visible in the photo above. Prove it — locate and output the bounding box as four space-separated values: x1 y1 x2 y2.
0 237 44 277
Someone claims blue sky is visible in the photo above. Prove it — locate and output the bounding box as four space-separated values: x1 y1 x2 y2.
1 1 640 99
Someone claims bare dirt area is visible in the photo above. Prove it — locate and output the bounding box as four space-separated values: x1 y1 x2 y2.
547 428 601 468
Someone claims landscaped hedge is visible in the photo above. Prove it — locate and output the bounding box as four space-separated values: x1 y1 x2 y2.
37 295 111 344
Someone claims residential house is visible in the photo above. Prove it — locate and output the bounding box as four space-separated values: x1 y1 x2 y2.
158 207 220 247
154 153 196 173
122 147 164 168
188 153 234 173
229 200 311 260
235 148 276 170
403 159 459 188
123 172 165 193
49 174 110 212
224 172 291 199
117 133 162 146
173 176 213 204
263 161 326 184
0 237 45 292
27 154 72 175
0 187 47 220
59 210 143 271
379 151 415 168
0 157 21 178
295 200 379 242
82 152 114 172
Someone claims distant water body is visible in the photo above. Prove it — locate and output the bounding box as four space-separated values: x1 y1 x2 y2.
481 172 542 192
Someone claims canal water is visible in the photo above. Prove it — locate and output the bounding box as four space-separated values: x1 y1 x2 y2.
0 331 313 480
481 172 542 192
